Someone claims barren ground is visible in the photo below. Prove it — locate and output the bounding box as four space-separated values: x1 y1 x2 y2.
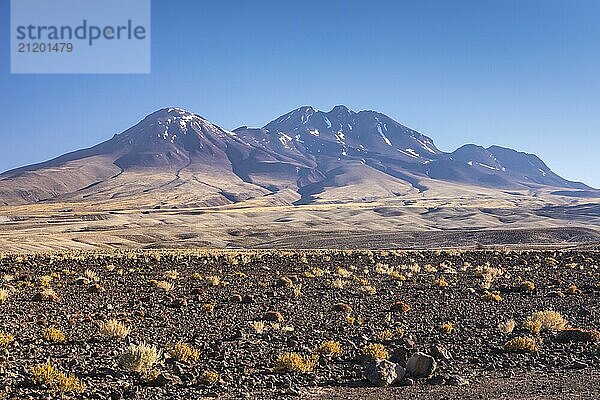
0 249 598 399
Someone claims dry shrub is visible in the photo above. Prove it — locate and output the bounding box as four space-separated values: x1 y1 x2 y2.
503 336 538 353
0 288 8 304
482 291 503 302
498 319 516 334
34 288 59 302
439 322 455 334
99 319 131 339
519 280 535 292
43 327 66 343
200 370 220 385
119 343 161 372
169 342 199 363
317 341 342 357
150 280 174 292
476 266 503 289
273 352 319 373
31 362 85 393
0 332 14 347
362 343 389 360
251 321 265 334
524 311 567 333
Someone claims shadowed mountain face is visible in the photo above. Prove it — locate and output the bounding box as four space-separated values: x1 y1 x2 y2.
0 106 592 206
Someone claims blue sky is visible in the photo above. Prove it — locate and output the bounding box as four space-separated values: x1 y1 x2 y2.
1 0 599 187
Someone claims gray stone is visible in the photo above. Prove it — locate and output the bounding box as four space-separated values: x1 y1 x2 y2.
406 352 437 378
363 359 405 387
389 346 410 366
430 344 452 361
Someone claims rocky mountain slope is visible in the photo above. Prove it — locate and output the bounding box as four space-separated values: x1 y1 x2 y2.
0 106 593 206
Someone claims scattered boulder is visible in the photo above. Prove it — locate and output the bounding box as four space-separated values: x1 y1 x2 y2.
430 344 452 361
74 277 90 285
389 347 410 366
570 360 588 369
169 298 188 308
546 290 565 298
406 352 437 378
427 374 447 385
398 377 414 386
363 359 405 387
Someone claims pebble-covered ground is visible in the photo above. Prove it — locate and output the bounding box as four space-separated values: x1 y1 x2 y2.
0 249 599 399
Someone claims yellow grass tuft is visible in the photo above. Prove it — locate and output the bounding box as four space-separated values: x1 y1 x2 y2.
362 343 389 360
439 322 455 334
0 332 15 347
273 352 319 373
169 342 200 363
31 362 85 393
200 370 220 385
119 343 161 373
0 288 8 304
43 327 66 343
524 310 567 333
482 290 503 302
317 341 342 357
498 319 516 334
519 280 535 292
99 319 131 339
504 336 538 353
434 277 449 287
150 280 174 292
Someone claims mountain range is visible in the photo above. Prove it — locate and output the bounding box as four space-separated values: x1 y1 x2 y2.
0 106 594 207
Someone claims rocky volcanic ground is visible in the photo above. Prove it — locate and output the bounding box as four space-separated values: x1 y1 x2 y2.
0 249 599 399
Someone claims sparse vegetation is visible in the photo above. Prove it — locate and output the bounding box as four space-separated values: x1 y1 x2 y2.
317 340 342 357
440 322 455 334
362 343 389 360
498 319 516 334
503 336 538 353
482 290 503 302
169 342 200 363
150 280 174 292
0 288 8 304
200 370 220 385
43 327 66 343
0 249 597 397
524 310 567 333
273 352 319 373
31 362 85 394
0 332 14 347
119 343 161 373
99 319 131 339
519 280 535 292
34 288 59 302
251 321 266 334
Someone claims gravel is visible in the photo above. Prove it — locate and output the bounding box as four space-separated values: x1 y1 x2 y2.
0 249 598 399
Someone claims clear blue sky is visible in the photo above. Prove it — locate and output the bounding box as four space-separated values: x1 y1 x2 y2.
1 0 599 187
